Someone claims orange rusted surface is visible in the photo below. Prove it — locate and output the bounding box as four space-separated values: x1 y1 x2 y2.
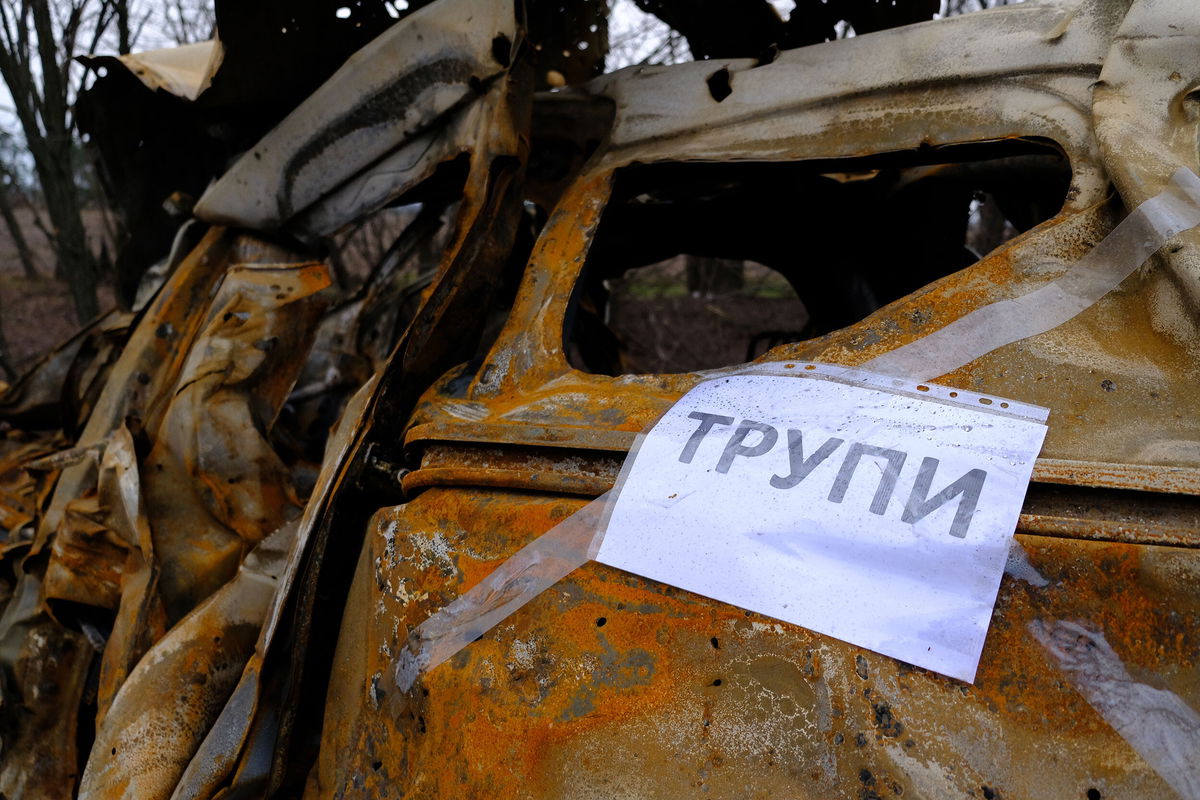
305 1 1200 796
310 487 1199 798
0 435 66 550
7 0 1200 797
78 522 298 799
141 261 330 622
0 237 333 798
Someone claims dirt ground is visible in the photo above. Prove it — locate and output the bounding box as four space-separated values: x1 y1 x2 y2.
607 293 809 374
0 207 116 376
599 258 810 374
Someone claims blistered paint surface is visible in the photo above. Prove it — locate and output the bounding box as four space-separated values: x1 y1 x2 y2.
312 488 1200 799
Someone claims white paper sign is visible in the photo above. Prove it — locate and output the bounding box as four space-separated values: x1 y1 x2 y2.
595 364 1048 682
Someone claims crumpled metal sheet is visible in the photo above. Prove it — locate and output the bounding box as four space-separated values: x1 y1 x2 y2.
109 41 223 101
165 377 377 800
0 311 133 433
139 261 329 622
0 0 526 793
37 252 330 629
0 450 87 800
193 0 517 234
0 228 332 797
0 435 67 553
36 228 241 553
78 521 299 800
88 425 166 722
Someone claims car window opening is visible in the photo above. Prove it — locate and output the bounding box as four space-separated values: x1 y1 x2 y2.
565 144 1070 375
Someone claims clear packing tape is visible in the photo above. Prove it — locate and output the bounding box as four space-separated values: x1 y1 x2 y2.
861 166 1200 380
394 166 1200 693
395 493 610 690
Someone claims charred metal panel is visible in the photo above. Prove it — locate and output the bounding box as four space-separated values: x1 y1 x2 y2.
194 0 517 233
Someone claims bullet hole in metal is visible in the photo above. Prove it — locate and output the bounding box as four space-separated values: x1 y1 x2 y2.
873 702 903 738
710 636 720 649
492 34 512 67
706 68 732 102
595 616 607 626
754 44 780 68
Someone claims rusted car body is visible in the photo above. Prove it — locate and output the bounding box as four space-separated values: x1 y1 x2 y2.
2 0 1199 797
305 1 1200 797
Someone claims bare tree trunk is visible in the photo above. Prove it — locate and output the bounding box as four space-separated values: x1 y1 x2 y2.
114 0 130 53
0 183 39 278
0 304 14 383
0 0 104 322
42 169 98 321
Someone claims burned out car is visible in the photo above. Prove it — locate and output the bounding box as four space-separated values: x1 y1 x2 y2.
2 0 1200 798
